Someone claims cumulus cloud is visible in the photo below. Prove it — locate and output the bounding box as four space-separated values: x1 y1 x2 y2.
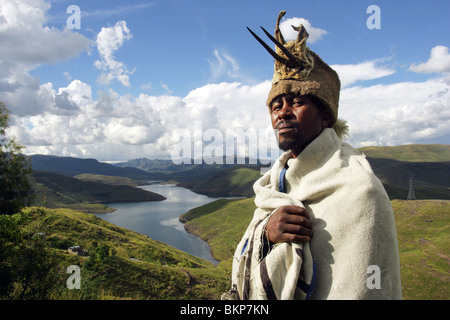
409 45 450 74
7 75 450 161
0 0 91 116
279 17 328 44
9 79 273 161
0 0 91 69
94 21 134 87
331 59 395 88
339 77 450 147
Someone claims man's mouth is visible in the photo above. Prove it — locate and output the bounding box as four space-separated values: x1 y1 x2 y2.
276 121 296 134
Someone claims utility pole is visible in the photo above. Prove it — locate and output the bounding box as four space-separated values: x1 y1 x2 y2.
407 177 416 200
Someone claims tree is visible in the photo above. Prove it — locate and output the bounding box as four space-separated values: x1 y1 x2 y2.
0 208 64 299
0 101 32 215
0 104 63 299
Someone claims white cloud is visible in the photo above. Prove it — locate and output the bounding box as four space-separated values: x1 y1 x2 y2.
0 0 91 68
331 59 395 88
8 76 450 161
82 2 158 18
279 17 327 44
208 49 242 82
160 82 172 95
94 21 133 87
409 45 450 74
140 82 153 91
339 77 450 147
0 0 91 116
10 79 273 161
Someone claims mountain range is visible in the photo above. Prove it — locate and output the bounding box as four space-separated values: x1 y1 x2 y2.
28 144 449 207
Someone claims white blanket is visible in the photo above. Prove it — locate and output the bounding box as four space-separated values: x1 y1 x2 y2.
224 128 402 300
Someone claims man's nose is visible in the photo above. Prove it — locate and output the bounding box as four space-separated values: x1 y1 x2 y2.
278 100 294 119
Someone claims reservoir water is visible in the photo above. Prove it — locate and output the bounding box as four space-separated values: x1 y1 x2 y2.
93 184 224 264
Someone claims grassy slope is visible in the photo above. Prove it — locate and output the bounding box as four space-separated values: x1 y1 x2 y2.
391 200 449 300
22 207 229 300
178 166 261 197
181 198 256 269
183 198 449 300
30 170 166 212
74 174 144 186
358 144 450 162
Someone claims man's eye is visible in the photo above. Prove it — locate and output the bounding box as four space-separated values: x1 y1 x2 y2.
272 104 281 110
293 99 304 106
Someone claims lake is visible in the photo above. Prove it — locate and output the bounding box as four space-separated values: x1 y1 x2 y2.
93 183 225 264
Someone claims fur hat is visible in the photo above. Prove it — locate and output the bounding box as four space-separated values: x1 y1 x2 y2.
248 11 348 137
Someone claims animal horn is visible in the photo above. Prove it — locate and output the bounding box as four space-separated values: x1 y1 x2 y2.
246 27 289 65
260 26 298 64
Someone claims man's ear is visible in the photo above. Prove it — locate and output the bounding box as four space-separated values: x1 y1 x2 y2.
321 110 332 129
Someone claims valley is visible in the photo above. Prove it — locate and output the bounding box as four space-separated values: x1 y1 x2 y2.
16 143 449 300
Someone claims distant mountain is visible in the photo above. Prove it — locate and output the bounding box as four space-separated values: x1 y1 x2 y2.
358 144 450 162
116 157 261 184
30 142 449 202
29 154 167 181
115 158 195 173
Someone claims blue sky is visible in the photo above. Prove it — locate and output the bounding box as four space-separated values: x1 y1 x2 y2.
38 0 447 95
1 0 449 161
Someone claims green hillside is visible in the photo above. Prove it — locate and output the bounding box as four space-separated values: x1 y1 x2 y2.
182 198 449 300
181 198 256 269
30 170 166 212
392 200 449 300
366 158 450 200
178 166 261 198
16 207 229 300
10 198 448 300
74 173 143 186
175 157 449 200
358 144 450 162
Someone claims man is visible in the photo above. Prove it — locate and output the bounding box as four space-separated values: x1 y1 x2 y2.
222 11 402 300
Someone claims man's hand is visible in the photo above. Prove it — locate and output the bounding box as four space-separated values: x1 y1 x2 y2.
265 205 313 244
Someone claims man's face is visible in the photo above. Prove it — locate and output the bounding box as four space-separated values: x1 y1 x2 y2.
270 94 330 157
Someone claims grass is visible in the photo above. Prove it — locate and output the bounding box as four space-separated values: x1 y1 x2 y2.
181 198 256 269
391 200 449 300
74 174 145 186
179 166 261 197
14 197 448 300
19 207 229 300
358 144 450 162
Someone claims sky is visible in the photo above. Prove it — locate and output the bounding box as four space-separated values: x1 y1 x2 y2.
0 0 449 162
